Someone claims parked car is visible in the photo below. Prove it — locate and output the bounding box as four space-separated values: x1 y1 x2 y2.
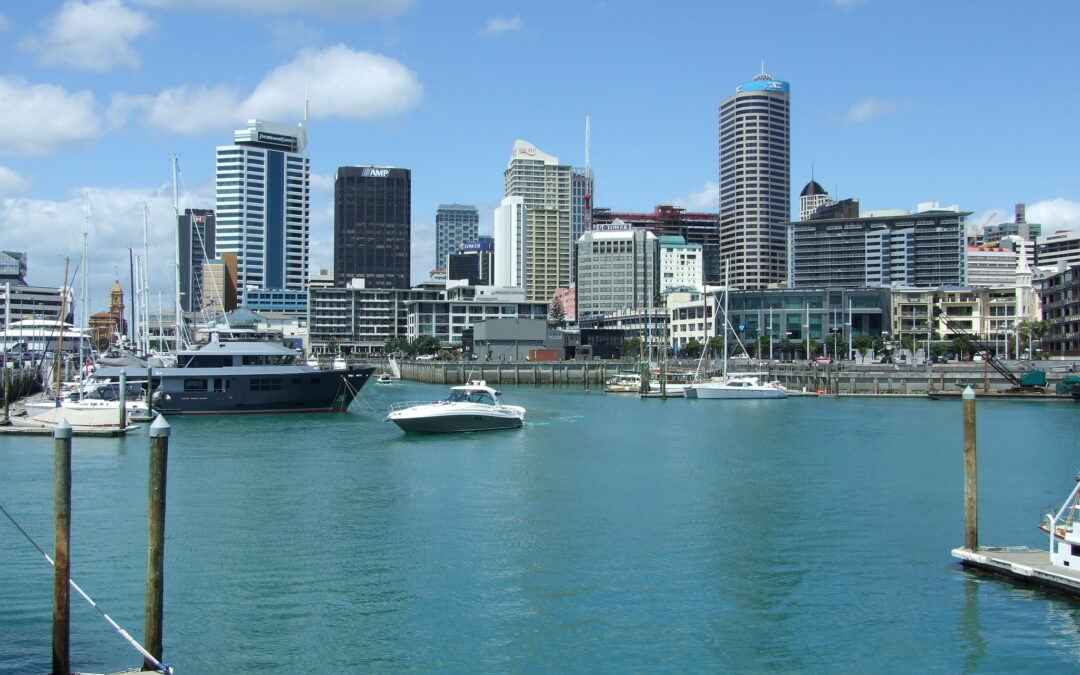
416 354 435 360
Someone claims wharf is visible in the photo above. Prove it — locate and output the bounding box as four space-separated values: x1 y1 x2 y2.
952 546 1080 596
0 421 136 436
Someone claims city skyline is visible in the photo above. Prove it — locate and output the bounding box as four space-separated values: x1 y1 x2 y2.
0 1 1078 318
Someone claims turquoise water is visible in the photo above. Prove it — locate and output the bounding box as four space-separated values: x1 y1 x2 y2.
2 382 1080 672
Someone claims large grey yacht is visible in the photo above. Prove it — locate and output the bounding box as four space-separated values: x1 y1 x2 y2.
148 335 374 415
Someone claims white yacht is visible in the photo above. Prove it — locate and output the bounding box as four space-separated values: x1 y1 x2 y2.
387 380 526 433
685 374 788 399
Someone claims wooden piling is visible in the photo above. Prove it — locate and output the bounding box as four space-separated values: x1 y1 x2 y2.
963 386 978 550
144 416 170 670
53 419 72 675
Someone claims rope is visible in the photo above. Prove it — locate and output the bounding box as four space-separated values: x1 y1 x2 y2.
0 503 173 674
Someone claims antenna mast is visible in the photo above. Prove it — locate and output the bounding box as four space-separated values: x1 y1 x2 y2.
172 156 184 351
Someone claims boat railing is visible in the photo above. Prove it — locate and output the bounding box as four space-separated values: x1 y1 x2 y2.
387 400 441 413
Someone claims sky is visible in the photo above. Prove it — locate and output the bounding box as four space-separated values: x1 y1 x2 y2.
1 0 1078 324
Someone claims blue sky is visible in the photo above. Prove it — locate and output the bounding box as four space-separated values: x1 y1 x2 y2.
1 0 1078 322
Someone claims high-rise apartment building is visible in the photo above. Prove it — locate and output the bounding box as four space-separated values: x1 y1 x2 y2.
178 208 215 313
787 204 970 288
435 204 479 269
493 196 526 288
334 166 411 289
504 140 575 302
719 72 791 289
215 119 310 304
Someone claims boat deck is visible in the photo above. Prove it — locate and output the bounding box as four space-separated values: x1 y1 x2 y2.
952 546 1080 596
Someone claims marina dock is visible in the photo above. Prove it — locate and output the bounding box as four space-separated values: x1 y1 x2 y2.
952 547 1080 595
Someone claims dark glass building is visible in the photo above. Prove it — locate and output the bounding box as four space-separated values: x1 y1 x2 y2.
178 208 215 313
334 166 411 289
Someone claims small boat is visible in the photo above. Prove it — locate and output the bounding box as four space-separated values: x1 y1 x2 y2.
387 380 525 433
684 374 788 399
604 372 643 393
376 373 394 385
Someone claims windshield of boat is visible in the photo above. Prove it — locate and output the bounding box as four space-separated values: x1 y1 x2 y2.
447 389 496 405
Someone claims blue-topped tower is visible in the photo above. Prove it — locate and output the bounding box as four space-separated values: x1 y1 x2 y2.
719 70 790 289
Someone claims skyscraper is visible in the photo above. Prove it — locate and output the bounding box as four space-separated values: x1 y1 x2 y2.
334 166 411 289
493 195 525 288
177 208 215 313
435 204 479 269
504 140 574 302
719 71 790 289
215 119 310 304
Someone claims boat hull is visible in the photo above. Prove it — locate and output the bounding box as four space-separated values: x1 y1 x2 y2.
685 385 788 399
388 402 525 433
153 366 374 415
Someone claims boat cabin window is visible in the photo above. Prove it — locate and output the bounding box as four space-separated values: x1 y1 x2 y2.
183 378 208 392
241 355 294 366
184 354 232 368
250 377 282 391
448 390 495 405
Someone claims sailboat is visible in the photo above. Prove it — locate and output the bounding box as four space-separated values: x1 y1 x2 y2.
684 264 787 400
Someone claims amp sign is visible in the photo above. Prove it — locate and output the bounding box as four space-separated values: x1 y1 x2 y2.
361 168 390 178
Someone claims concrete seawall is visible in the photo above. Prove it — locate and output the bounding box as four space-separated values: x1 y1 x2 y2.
397 360 1077 395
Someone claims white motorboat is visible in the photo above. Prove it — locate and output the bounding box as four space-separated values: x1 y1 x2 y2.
376 373 394 384
685 374 788 399
604 372 643 393
387 380 525 433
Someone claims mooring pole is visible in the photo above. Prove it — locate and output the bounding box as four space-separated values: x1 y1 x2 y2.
119 370 128 429
53 419 72 675
963 386 978 551
144 416 170 670
146 366 153 412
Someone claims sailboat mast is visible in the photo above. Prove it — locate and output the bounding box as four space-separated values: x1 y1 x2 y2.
172 155 184 351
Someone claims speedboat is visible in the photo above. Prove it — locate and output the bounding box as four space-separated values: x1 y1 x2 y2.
684 374 788 399
387 380 525 433
376 373 394 384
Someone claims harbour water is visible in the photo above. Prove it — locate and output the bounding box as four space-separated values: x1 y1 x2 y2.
2 381 1079 672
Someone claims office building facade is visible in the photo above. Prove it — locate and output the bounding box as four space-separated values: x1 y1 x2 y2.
799 180 834 221
334 166 411 289
593 205 722 284
719 72 791 290
178 208 215 313
787 205 970 288
435 204 479 270
575 228 658 318
215 119 310 304
658 236 703 292
446 239 494 286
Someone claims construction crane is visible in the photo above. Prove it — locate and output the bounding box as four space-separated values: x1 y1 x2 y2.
970 211 998 245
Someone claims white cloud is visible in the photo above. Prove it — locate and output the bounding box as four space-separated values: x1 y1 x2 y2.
0 167 32 196
0 181 217 319
1028 198 1080 233
20 0 152 71
131 0 412 18
483 16 523 35
0 13 11 31
118 45 422 135
669 181 719 212
247 44 422 122
844 97 906 124
0 77 102 155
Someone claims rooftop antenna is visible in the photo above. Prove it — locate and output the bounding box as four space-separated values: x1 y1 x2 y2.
585 115 590 171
